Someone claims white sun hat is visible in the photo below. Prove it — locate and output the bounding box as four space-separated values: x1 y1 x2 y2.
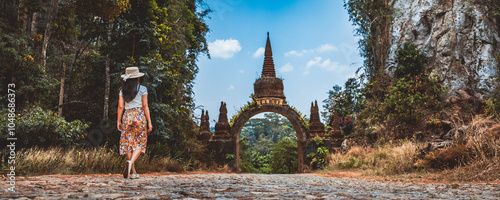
121 67 144 81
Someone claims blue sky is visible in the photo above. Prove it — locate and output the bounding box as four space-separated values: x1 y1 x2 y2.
193 0 363 122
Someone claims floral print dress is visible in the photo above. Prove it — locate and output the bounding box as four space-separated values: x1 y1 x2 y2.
119 107 148 155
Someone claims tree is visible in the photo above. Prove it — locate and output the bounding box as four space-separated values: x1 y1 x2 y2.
0 0 210 161
344 0 393 83
241 113 296 146
270 139 298 174
395 42 426 78
240 113 297 173
322 77 364 135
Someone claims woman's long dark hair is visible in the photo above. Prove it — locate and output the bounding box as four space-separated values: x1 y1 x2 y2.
120 78 139 103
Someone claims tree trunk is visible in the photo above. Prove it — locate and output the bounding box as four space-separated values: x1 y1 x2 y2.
25 11 32 35
31 11 39 35
42 0 59 68
63 40 92 106
58 61 66 117
103 22 112 120
63 50 78 105
18 0 28 33
132 34 135 58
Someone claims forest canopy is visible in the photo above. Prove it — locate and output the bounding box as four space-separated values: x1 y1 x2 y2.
0 0 210 161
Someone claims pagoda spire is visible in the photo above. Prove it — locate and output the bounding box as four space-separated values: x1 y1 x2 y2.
253 32 286 100
262 32 276 77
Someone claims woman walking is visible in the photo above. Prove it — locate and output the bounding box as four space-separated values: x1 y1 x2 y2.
117 67 152 179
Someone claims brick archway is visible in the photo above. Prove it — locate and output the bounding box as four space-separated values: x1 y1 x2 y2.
231 104 308 173
198 33 341 173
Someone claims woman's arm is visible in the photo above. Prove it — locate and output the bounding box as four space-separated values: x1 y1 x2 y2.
142 94 153 132
117 95 125 131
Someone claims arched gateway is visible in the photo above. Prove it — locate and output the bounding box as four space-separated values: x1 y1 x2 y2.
198 33 343 173
231 104 308 172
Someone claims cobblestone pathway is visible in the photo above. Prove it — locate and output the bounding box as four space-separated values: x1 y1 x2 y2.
2 173 500 199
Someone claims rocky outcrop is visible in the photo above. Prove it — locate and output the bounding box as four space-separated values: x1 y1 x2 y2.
387 0 499 98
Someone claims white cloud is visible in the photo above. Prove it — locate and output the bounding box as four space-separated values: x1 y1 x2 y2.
284 50 296 57
252 47 265 58
306 57 322 69
316 44 338 52
238 70 245 74
284 49 313 57
285 44 338 57
317 59 339 71
208 39 242 59
304 57 349 75
228 85 235 90
279 63 294 73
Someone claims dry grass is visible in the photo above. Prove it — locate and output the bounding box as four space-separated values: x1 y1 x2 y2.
327 115 500 181
427 116 500 181
328 141 422 175
13 147 185 176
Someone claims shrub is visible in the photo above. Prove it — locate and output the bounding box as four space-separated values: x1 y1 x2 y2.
307 146 329 170
270 139 298 174
395 42 426 78
239 138 257 173
382 75 446 139
322 78 364 136
0 107 89 148
484 88 500 119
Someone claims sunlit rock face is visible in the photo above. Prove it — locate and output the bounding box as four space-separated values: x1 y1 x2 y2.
387 0 499 98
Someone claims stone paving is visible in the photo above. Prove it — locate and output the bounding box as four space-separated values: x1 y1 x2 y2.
2 173 500 199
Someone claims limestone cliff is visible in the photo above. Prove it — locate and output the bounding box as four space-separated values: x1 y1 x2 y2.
386 0 499 98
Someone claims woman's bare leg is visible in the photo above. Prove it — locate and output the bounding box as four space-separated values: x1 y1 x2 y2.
126 151 138 174
131 163 137 174
130 149 141 174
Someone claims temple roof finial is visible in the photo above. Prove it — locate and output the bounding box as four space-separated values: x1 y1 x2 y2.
262 32 276 77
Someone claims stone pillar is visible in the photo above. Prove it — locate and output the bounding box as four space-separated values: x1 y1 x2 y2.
214 102 231 140
327 109 343 147
308 100 325 137
197 109 211 141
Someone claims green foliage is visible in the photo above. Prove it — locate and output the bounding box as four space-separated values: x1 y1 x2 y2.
339 156 367 169
311 135 325 146
322 77 364 135
75 0 131 21
270 139 298 174
239 138 257 173
230 100 257 126
395 42 426 78
241 113 297 146
290 105 309 131
379 43 445 139
484 89 500 119
225 154 235 161
383 79 445 140
307 146 329 170
0 0 210 166
344 0 393 82
239 113 298 173
348 41 447 142
0 107 89 148
251 137 274 155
